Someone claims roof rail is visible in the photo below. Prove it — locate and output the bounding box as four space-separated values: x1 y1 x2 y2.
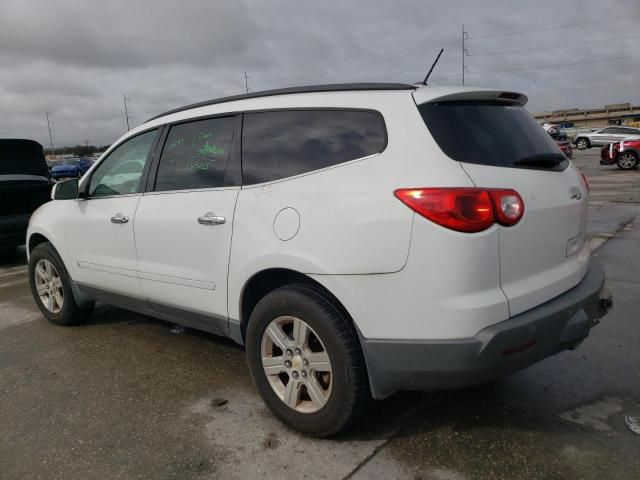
146 83 416 122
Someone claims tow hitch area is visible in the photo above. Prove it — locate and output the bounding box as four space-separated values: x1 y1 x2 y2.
594 287 613 325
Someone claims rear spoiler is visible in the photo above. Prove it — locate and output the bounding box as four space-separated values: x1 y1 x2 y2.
412 86 527 107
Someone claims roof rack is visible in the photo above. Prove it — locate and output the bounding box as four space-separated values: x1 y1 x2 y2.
146 83 416 122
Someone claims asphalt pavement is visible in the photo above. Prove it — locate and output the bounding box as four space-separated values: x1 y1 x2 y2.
1 149 638 480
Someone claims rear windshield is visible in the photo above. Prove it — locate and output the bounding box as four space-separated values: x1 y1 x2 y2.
0 141 48 177
418 101 568 171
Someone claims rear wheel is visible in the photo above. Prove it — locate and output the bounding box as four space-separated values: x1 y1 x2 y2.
28 242 94 325
246 283 369 437
576 137 590 150
617 151 639 170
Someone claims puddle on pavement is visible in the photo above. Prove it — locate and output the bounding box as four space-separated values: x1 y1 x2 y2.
559 396 624 431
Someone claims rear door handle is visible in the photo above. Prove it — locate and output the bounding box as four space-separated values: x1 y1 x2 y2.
198 212 226 226
110 213 129 224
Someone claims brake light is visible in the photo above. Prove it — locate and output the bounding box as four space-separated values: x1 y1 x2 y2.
394 188 524 233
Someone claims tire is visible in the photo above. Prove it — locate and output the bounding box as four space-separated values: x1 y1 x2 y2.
575 137 590 150
28 242 94 325
246 283 370 437
617 151 639 170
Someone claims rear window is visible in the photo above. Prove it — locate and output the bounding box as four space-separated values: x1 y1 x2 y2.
419 101 568 171
242 109 387 184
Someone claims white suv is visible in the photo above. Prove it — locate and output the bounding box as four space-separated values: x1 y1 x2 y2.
27 83 611 436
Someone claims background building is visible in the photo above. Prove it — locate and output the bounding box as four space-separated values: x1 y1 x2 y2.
533 103 640 129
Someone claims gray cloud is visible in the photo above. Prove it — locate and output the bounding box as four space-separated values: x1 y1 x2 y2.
1 0 639 147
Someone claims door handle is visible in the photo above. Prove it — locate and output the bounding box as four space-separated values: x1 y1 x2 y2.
110 213 129 224
198 212 226 226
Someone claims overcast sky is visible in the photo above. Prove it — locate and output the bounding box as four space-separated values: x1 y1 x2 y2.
1 0 639 148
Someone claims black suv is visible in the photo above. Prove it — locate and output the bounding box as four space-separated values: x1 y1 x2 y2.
0 139 51 251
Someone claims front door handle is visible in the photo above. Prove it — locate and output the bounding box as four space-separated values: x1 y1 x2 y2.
198 212 226 226
110 213 129 224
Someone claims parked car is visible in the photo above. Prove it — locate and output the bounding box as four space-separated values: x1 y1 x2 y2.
50 157 93 180
26 83 612 436
46 159 62 173
0 139 51 251
574 126 640 150
600 136 640 169
542 123 573 159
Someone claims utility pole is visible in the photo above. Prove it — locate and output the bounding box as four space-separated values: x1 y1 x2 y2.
45 111 55 155
462 24 468 86
244 71 251 93
123 94 132 131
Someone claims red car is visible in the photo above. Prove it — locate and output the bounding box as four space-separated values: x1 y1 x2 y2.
600 137 640 170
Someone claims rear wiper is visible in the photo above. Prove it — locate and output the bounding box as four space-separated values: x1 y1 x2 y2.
514 153 566 169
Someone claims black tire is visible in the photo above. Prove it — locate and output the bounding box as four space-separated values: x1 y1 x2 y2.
246 283 370 437
575 137 590 150
616 151 639 170
28 242 94 325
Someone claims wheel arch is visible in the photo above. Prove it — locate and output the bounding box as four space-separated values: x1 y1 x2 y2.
28 232 51 257
238 268 359 345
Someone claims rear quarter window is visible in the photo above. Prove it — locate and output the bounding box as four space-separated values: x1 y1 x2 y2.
419 101 568 171
242 109 387 184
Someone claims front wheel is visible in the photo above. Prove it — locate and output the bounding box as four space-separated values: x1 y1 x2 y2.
617 151 639 170
246 284 370 437
575 137 590 150
28 242 94 325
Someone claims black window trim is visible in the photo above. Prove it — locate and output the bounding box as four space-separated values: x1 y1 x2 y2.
145 112 242 194
81 126 162 200
239 107 388 187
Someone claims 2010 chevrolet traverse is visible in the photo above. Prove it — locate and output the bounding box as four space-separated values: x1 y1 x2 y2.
27 83 612 436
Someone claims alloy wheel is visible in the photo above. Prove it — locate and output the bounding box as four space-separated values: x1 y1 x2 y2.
34 259 64 313
618 152 637 170
260 315 333 413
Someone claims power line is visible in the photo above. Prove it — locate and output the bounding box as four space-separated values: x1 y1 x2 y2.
469 33 640 57
468 54 640 75
254 41 460 87
469 13 640 40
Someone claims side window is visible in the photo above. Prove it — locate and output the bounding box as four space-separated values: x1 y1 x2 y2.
600 128 616 134
242 109 387 185
89 130 157 197
154 116 236 192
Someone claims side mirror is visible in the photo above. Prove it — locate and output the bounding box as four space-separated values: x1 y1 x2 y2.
52 178 79 200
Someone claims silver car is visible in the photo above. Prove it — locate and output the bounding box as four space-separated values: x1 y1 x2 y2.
574 126 640 150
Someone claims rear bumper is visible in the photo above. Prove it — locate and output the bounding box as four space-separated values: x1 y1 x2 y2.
361 258 611 399
0 214 30 247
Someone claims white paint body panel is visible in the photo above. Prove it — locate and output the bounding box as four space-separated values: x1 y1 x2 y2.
460 162 590 316
134 188 239 316
65 195 143 296
27 84 592 347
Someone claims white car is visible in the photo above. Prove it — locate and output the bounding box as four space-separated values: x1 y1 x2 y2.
574 126 640 150
26 83 612 436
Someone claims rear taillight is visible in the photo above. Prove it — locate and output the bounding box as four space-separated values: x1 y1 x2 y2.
394 188 524 233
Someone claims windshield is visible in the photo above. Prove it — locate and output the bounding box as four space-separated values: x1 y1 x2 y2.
418 101 568 171
63 158 81 165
